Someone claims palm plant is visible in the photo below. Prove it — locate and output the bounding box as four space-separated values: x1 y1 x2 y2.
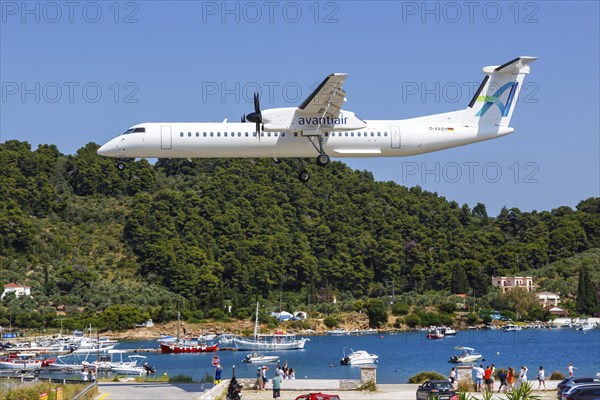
505 382 541 400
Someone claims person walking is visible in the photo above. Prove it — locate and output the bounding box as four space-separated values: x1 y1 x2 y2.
272 372 282 398
497 369 508 393
537 366 547 391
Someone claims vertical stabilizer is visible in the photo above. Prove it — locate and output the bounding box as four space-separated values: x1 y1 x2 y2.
464 56 537 127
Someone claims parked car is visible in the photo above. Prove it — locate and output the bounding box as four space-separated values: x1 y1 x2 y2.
295 393 341 400
557 378 600 399
563 384 600 400
416 380 458 400
560 383 600 400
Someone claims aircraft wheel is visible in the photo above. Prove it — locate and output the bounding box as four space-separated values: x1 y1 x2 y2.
117 162 125 171
316 154 330 167
298 170 310 182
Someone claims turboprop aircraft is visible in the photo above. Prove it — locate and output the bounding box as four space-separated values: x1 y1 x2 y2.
98 56 537 182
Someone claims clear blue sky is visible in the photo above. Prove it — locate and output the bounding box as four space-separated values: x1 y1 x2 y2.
1 1 598 214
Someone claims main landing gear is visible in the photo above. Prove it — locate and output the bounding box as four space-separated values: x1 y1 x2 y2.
116 160 125 170
298 135 330 182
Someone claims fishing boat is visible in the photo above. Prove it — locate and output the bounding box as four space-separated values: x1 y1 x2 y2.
448 346 484 363
340 347 378 365
158 312 218 353
0 352 43 370
160 341 218 353
233 303 309 351
427 327 445 340
241 353 280 364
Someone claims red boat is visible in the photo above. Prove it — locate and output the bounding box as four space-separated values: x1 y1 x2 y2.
426 327 445 340
160 342 218 354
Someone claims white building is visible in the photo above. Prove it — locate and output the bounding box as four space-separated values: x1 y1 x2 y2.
492 276 534 293
537 291 560 308
1 283 31 299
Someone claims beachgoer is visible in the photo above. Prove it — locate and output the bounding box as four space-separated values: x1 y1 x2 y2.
449 367 456 387
261 366 269 389
256 367 264 391
518 365 528 388
272 373 282 398
289 368 295 379
484 365 493 392
497 369 508 393
91 370 96 382
474 364 485 392
491 363 496 391
81 368 88 382
214 363 223 385
537 366 546 391
507 367 516 392
567 363 576 377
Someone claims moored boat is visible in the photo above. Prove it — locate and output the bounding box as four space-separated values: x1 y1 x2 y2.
160 342 218 353
326 328 350 336
503 324 522 332
427 327 444 340
340 347 378 365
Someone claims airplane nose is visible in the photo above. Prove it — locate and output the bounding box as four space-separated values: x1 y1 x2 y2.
97 140 119 157
97 143 111 156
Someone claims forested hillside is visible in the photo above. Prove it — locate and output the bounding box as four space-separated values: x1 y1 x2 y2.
1 140 598 329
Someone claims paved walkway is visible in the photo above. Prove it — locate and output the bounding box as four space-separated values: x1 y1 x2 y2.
95 382 212 400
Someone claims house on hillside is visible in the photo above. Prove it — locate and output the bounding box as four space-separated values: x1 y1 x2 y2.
491 276 534 293
537 291 560 308
1 283 31 299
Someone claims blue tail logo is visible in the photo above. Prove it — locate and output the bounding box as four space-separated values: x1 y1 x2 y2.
475 82 519 117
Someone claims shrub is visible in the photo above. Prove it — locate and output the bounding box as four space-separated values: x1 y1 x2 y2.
405 313 422 328
408 371 446 383
439 302 456 314
323 316 338 328
169 373 194 383
549 371 566 380
392 303 410 316
206 308 227 320
365 299 388 328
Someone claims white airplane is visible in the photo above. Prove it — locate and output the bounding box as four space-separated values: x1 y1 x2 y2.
98 56 537 182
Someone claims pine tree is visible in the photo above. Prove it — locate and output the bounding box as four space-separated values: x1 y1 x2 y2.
451 266 470 294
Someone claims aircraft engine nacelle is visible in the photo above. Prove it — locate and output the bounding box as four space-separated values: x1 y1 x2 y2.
261 108 366 132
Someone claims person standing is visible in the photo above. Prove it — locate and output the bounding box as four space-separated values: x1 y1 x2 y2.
214 363 223 385
449 367 456 388
490 364 496 391
256 367 264 391
567 363 576 377
474 364 485 392
272 372 282 398
537 366 547 391
507 367 515 392
484 365 493 392
518 365 528 388
497 369 508 393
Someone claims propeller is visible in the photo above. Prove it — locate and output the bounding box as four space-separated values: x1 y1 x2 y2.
245 92 262 136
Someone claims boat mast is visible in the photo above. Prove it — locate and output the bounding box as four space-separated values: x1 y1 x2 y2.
177 312 181 342
253 302 259 340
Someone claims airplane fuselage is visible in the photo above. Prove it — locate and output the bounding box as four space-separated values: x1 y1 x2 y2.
99 116 513 160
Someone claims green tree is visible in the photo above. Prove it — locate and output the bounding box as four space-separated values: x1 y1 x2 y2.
364 299 388 328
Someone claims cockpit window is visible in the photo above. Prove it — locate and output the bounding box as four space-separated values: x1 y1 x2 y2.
121 128 134 135
133 127 146 133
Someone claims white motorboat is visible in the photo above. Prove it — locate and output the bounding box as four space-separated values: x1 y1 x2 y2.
576 322 594 331
0 353 43 370
326 328 350 336
441 327 457 336
503 324 522 332
109 354 148 375
449 346 483 363
340 347 378 365
349 329 379 335
242 353 280 364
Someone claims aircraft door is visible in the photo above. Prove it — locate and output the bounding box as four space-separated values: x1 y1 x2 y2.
390 125 401 148
161 125 172 150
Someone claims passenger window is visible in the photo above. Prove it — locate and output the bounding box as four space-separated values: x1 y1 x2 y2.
180 132 183 137
196 132 199 137
203 132 207 137
188 132 191 137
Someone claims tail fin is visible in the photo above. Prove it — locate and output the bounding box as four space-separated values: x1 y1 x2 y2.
463 56 537 127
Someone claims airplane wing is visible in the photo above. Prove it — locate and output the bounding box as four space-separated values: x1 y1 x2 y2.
298 73 347 118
